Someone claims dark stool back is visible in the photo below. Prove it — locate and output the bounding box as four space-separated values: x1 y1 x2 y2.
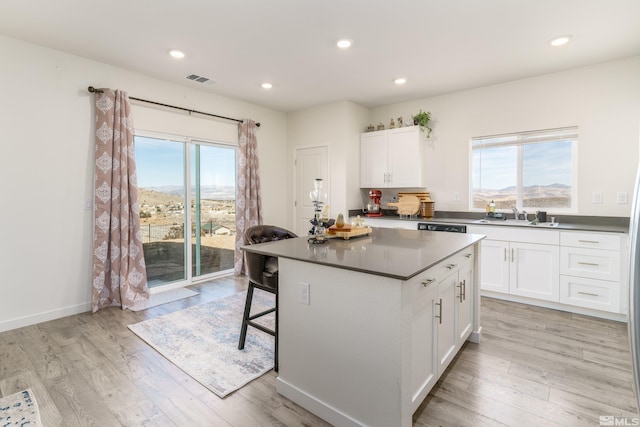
239 225 297 371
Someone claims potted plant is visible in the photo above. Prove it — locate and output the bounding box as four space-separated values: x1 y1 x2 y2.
412 110 432 137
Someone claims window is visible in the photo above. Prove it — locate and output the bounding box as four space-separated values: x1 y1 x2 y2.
471 127 577 211
135 133 237 288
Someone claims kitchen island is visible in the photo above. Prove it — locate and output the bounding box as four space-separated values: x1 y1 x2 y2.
242 227 485 427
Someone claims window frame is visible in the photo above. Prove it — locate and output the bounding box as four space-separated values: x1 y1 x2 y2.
469 127 579 213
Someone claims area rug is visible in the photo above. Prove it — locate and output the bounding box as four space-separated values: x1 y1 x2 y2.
128 291 275 397
0 388 43 427
129 288 198 311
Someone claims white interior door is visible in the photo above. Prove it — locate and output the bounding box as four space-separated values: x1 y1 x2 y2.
295 146 328 236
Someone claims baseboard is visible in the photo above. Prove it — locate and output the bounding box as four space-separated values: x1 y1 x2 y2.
469 326 482 343
481 291 627 322
0 302 91 333
276 377 364 427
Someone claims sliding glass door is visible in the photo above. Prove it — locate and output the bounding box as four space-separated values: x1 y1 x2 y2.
134 133 236 288
191 143 236 278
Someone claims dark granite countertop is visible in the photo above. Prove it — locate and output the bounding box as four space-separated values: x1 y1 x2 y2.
348 210 629 234
241 227 485 281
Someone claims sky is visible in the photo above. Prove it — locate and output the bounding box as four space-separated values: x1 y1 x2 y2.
472 140 573 190
134 136 236 188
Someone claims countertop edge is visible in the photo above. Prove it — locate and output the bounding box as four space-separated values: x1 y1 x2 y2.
241 232 485 281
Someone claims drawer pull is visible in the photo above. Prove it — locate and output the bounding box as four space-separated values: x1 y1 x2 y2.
435 298 443 324
578 291 599 297
446 263 457 270
464 253 473 259
578 239 600 244
578 262 600 266
422 279 436 287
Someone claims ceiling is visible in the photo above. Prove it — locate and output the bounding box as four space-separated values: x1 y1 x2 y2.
1 0 639 112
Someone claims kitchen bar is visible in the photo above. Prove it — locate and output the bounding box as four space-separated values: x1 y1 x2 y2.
242 227 485 427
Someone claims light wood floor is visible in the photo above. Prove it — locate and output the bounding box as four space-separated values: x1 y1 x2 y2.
0 275 637 426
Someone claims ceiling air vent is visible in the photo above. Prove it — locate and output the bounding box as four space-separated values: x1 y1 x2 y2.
185 74 216 85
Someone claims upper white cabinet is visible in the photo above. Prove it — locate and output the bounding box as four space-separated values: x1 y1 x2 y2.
360 126 427 188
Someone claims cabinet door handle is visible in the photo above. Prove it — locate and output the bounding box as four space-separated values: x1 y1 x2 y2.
457 279 467 302
421 278 436 287
435 298 443 324
387 173 392 183
511 248 515 262
578 239 599 244
446 263 458 270
578 262 600 266
578 291 599 297
504 248 507 262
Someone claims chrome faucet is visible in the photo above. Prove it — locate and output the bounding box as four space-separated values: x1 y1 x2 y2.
511 207 519 220
522 210 528 221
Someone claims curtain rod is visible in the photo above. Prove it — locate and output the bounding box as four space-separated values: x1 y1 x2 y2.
87 86 260 127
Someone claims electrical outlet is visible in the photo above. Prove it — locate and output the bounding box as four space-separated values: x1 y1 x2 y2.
298 282 310 305
617 192 628 204
453 192 461 202
84 198 94 210
592 192 603 204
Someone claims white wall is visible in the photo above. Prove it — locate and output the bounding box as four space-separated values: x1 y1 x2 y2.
287 100 369 221
369 56 640 216
0 35 287 332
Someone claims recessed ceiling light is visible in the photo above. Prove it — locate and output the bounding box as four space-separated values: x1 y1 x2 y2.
168 49 185 59
394 78 407 85
550 35 572 47
261 83 273 90
337 39 353 49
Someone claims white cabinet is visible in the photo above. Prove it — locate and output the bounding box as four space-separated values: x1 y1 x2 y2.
468 226 560 303
410 247 476 412
510 242 560 301
410 275 438 409
559 231 625 314
478 239 510 293
468 225 628 318
436 272 458 376
360 126 427 188
457 259 474 343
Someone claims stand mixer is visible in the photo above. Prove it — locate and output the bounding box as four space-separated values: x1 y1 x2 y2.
365 189 383 217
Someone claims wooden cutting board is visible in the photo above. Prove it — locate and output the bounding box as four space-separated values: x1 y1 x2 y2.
387 195 420 215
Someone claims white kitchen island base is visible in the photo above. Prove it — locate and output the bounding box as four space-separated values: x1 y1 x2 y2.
274 243 482 427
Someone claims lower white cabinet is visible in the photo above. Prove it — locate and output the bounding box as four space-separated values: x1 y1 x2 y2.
410 276 438 408
478 239 559 302
559 231 625 314
436 272 458 376
510 242 560 301
468 225 628 318
457 261 474 342
410 248 475 412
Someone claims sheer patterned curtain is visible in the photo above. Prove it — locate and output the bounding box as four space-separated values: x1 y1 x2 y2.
91 89 149 312
235 119 263 275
